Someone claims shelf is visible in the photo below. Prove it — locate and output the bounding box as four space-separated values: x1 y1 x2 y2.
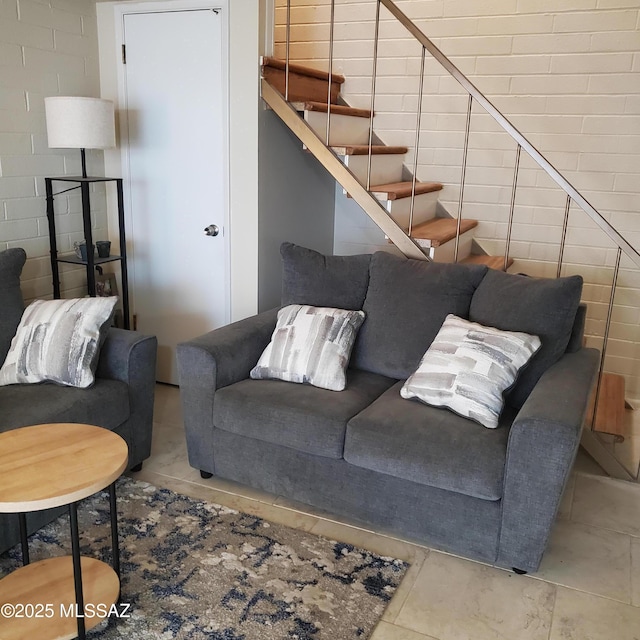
45 175 130 329
55 253 123 266
0 556 119 640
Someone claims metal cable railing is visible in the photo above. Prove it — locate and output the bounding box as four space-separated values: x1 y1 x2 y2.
281 0 640 264
278 0 640 477
377 0 640 268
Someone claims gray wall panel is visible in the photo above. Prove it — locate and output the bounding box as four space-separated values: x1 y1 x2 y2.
258 108 335 312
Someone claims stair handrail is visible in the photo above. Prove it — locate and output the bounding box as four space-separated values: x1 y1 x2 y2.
379 0 640 269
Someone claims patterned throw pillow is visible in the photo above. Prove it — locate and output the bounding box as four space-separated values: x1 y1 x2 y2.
0 297 118 389
401 314 541 429
250 304 366 392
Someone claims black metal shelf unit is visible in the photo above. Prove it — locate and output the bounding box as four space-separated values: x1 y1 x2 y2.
45 176 130 330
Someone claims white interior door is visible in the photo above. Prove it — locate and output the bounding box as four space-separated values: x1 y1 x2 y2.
123 8 229 384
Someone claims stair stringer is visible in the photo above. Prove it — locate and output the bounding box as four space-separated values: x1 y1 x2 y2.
261 79 428 262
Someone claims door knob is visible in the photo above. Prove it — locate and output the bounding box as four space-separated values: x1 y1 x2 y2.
204 224 219 237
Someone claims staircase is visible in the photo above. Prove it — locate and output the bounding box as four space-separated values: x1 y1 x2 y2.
262 57 509 269
259 1 640 480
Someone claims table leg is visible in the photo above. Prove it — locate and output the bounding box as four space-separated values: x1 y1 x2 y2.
69 502 86 640
18 513 29 566
109 482 121 582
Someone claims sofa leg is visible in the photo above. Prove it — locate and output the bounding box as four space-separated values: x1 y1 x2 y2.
200 470 213 479
130 462 143 472
512 567 527 575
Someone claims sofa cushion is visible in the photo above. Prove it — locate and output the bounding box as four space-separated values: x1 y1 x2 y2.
281 242 371 310
250 305 365 391
352 252 488 379
0 248 26 366
345 381 514 501
214 369 396 459
0 378 130 431
401 314 541 429
469 270 583 408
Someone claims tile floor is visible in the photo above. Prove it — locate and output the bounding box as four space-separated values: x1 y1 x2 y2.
131 383 640 640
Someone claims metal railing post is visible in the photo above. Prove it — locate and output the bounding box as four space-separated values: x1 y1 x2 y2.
285 0 291 101
591 247 622 431
454 94 473 263
557 194 572 279
408 46 426 236
504 144 521 270
326 0 336 145
366 0 381 190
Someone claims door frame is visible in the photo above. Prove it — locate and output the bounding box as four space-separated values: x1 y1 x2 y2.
112 0 231 329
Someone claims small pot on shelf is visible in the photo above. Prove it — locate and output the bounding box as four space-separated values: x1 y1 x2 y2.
96 240 111 258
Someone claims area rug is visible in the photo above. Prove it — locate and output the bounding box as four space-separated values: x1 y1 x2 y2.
0 478 408 639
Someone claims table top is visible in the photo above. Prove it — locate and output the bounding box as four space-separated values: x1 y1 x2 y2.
0 423 128 513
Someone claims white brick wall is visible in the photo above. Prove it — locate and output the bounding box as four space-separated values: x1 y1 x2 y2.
275 0 640 397
0 0 106 302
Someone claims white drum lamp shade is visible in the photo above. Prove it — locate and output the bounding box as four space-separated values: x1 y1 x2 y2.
44 97 115 150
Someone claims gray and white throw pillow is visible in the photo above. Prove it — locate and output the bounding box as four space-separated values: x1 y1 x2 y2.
401 314 541 428
0 297 118 389
250 304 365 391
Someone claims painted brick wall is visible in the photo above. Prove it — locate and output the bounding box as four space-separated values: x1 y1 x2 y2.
274 0 640 398
0 0 105 302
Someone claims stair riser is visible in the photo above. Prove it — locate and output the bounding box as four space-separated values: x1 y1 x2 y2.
420 229 474 262
341 154 405 189
263 66 340 104
305 111 371 146
385 192 439 230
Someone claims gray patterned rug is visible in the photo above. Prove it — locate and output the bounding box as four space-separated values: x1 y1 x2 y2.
0 478 408 639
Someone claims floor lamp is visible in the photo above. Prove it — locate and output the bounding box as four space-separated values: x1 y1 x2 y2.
43 96 128 326
44 96 115 178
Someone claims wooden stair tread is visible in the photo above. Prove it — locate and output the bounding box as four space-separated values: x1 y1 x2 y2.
411 217 478 247
331 144 408 155
262 56 345 84
589 373 627 440
304 102 371 118
461 255 514 271
370 181 443 200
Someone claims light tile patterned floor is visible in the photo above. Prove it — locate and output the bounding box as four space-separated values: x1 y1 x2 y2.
132 383 640 640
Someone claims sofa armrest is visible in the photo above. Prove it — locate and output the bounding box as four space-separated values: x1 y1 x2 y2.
176 308 278 474
97 328 156 383
497 347 600 572
96 328 158 466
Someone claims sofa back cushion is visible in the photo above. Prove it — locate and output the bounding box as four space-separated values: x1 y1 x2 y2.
0 248 26 365
469 269 583 409
281 242 371 311
352 252 488 379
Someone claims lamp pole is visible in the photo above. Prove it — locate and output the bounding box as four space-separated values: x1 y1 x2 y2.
80 148 87 178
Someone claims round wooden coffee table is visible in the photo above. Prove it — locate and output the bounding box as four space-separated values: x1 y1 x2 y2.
0 423 128 640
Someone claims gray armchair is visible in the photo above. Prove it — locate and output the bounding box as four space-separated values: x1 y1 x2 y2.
0 248 157 554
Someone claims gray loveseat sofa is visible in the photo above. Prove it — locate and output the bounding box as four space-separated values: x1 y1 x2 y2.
177 243 599 573
0 248 157 554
